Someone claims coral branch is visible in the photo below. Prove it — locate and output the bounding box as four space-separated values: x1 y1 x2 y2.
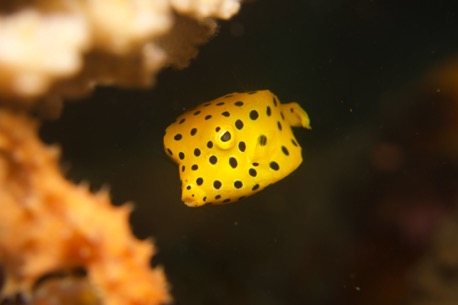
0 0 241 116
0 110 170 305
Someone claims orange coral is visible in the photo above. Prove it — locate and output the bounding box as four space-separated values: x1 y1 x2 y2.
0 110 170 305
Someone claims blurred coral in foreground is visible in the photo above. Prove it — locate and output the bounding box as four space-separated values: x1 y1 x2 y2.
0 110 170 305
406 57 458 305
0 0 242 303
410 212 458 305
0 0 241 116
361 55 458 305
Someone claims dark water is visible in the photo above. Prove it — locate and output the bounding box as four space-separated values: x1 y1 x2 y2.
42 1 458 304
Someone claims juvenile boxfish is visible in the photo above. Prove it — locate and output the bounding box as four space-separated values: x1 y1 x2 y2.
164 90 311 207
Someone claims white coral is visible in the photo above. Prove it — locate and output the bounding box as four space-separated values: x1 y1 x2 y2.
171 0 241 19
0 10 89 97
0 0 242 111
84 0 172 54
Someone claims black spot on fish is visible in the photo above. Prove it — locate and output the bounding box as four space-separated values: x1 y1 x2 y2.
167 148 173 155
205 115 212 120
213 180 222 189
252 184 260 191
209 155 218 164
258 135 267 146
193 110 201 116
174 134 182 141
266 106 271 116
179 152 185 160
234 101 244 107
191 164 198 170
238 141 246 152
190 128 197 136
281 146 289 156
270 161 280 171
249 168 257 177
235 119 244 130
216 102 225 106
196 177 203 185
234 181 243 189
222 111 230 117
194 148 201 157
207 141 213 148
249 110 259 120
277 121 282 131
229 157 238 168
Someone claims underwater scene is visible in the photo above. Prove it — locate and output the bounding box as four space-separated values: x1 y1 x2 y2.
2 0 458 305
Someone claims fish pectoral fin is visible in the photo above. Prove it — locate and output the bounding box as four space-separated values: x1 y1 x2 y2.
282 102 311 129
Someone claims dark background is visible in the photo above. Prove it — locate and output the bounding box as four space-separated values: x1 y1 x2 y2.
41 1 458 304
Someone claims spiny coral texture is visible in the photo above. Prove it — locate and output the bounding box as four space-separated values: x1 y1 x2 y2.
0 0 241 113
33 270 103 305
0 110 170 305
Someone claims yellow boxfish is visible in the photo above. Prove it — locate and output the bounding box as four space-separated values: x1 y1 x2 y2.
163 90 311 207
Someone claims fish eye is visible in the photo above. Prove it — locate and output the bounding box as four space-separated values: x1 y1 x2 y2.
214 125 236 150
221 131 231 142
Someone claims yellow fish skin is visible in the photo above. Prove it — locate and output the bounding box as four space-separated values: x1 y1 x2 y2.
163 90 311 207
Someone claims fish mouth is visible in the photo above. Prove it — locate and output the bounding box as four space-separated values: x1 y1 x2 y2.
182 196 201 207
181 183 207 207
181 190 205 208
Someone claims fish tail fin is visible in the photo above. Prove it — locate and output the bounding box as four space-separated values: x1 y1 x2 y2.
281 102 311 129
